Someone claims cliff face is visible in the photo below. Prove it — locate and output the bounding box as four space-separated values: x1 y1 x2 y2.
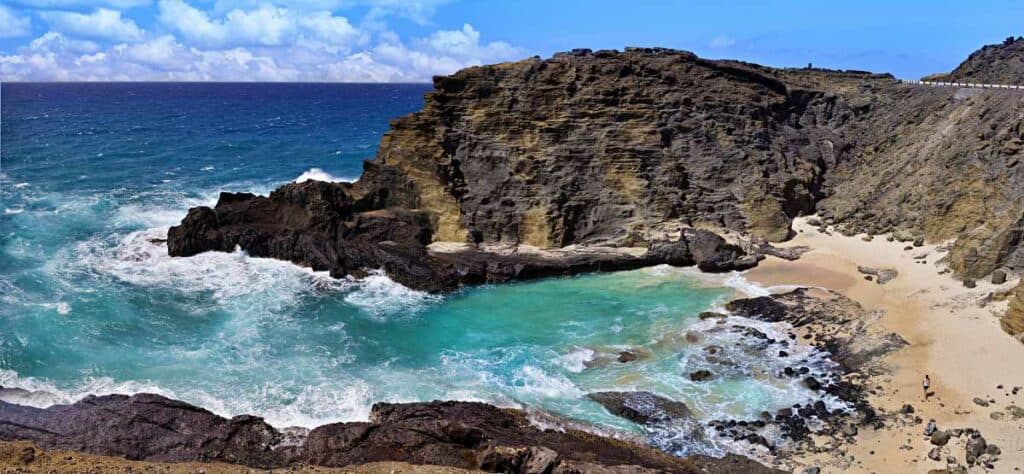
356 49 857 246
170 42 1024 333
350 46 1024 277
814 83 1024 279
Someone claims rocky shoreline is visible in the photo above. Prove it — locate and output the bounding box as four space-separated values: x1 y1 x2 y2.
0 393 773 473
167 181 761 293
6 36 1023 474
1 287 910 473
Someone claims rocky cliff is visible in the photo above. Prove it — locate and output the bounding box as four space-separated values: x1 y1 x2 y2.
170 42 1024 326
928 36 1024 84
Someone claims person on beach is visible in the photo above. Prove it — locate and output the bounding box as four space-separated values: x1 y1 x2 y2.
923 374 931 401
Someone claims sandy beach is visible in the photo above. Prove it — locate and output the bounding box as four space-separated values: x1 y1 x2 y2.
746 217 1024 473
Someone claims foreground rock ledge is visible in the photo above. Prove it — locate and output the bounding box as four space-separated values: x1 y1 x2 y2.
0 395 779 474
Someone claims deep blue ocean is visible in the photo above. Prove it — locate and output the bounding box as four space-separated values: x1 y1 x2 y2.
1 83 835 457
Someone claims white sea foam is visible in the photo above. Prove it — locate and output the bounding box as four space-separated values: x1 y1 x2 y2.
294 167 355 183
722 271 772 297
514 366 584 399
0 369 375 428
558 347 596 373
343 270 440 318
4 208 24 215
14 182 29 188
36 302 71 315
0 369 177 408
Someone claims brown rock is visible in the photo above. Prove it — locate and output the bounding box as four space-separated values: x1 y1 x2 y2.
991 269 1007 284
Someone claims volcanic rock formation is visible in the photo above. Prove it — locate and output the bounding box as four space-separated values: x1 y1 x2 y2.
0 394 779 473
169 41 1024 323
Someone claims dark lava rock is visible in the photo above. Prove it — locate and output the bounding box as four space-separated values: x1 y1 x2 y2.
617 351 638 363
167 184 758 293
587 391 693 425
689 370 715 382
900 404 915 414
698 311 728 321
726 288 907 373
0 393 283 467
965 433 988 464
0 394 781 473
803 376 822 391
931 430 951 446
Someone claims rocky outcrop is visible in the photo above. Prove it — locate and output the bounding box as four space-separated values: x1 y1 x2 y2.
0 395 781 474
0 393 283 467
171 43 1024 284
1002 280 1024 341
587 392 694 425
170 43 1024 339
356 49 864 246
167 180 759 292
726 288 907 373
928 36 1024 85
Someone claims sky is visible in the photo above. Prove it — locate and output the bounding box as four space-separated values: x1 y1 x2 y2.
0 0 1021 82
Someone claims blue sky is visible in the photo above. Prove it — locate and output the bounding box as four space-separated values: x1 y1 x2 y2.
1 0 1021 81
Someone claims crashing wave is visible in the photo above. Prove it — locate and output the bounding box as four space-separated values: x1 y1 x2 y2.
294 168 356 184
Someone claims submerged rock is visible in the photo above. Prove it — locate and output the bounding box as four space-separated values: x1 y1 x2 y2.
587 391 694 425
689 370 715 382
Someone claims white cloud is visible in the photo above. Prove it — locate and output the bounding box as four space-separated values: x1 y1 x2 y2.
709 35 736 49
0 5 33 37
9 0 150 9
299 11 363 46
418 23 517 60
40 8 145 42
29 31 100 53
3 0 523 83
158 0 363 49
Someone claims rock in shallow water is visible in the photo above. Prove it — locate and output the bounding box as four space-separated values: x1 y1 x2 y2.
587 391 694 425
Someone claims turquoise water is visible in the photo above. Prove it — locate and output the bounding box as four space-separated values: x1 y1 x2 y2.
1 83 833 456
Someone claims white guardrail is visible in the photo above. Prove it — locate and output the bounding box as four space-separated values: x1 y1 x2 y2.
899 79 1024 90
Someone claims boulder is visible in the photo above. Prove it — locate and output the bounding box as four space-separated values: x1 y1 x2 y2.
689 370 715 382
992 269 1007 284
856 266 898 284
965 433 987 464
586 391 694 425
930 430 951 446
